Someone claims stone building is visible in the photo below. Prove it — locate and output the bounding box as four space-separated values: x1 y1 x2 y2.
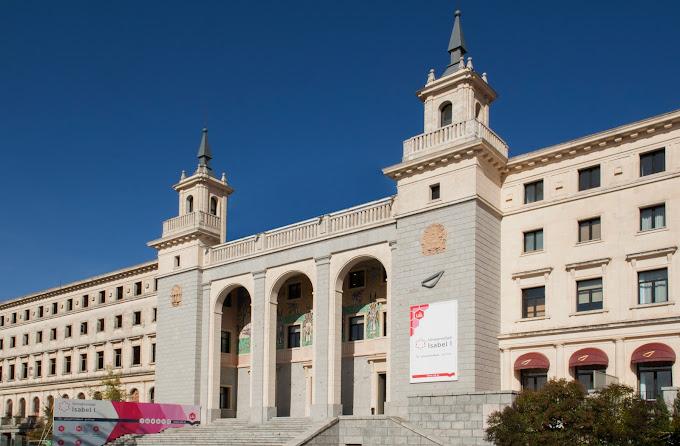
1 8 679 446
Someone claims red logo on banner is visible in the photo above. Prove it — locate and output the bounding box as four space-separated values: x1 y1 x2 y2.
415 310 424 319
189 412 196 421
76 425 82 432
57 441 64 446
93 425 100 432
58 425 65 432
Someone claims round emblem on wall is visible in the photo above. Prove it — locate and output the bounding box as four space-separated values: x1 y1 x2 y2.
170 285 182 307
420 223 447 256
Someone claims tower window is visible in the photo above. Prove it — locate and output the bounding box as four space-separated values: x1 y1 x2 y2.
210 197 218 216
186 195 194 213
430 183 441 200
475 102 482 119
440 102 453 127
174 256 181 268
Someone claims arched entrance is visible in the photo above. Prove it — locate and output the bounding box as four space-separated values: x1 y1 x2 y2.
214 285 252 418
337 257 388 415
273 273 314 417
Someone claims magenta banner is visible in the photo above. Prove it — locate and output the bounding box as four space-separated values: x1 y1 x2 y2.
53 398 200 446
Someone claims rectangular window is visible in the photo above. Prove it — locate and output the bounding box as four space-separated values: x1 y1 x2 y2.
152 308 157 322
10 336 16 348
38 306 44 318
114 348 122 368
524 180 544 204
287 325 301 348
174 256 181 268
96 351 105 370
640 148 665 176
522 286 545 318
577 278 603 312
382 312 388 337
132 345 141 366
348 270 366 289
82 295 89 308
80 354 87 372
638 363 672 401
80 322 88 335
523 229 544 252
154 279 158 291
134 281 142 296
578 165 600 191
151 343 156 363
22 333 29 346
430 183 440 200
638 268 668 305
64 355 72 374
287 282 301 300
578 217 601 242
221 331 231 354
11 313 17 324
97 318 105 332
349 316 365 341
133 311 142 326
65 325 72 338
67 299 73 311
0 315 4 326
52 302 58 315
640 204 665 231
9 364 15 381
576 366 606 391
49 358 57 376
35 360 42 378
21 362 28 379
220 386 231 410
24 309 30 321
50 328 57 341
114 315 123 329
99 290 106 304
0 366 3 382
116 286 124 300
36 331 43 343
0 339 3 350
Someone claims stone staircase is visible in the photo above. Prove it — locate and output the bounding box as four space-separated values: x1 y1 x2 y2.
106 417 330 446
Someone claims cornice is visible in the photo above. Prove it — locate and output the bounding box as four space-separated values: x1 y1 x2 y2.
626 246 677 262
147 228 220 250
511 267 553 280
173 172 233 194
565 257 611 271
416 68 497 103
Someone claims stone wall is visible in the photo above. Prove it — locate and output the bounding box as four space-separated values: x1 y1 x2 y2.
301 416 442 446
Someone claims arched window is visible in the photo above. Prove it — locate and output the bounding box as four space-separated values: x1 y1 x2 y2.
475 102 482 119
77 393 86 400
130 389 140 402
61 394 69 400
6 400 13 417
47 396 54 411
210 197 218 216
32 397 40 416
93 392 102 400
18 398 26 418
149 387 155 403
440 102 452 127
186 195 194 213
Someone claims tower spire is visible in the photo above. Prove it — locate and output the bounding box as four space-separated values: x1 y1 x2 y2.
442 10 467 76
196 127 213 175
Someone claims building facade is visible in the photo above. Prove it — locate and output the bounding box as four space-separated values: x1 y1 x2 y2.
1 9 679 445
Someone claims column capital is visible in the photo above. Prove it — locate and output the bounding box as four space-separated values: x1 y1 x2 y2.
315 255 331 266
389 240 398 251
252 270 266 280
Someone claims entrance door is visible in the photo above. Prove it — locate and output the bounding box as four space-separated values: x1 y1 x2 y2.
377 373 387 415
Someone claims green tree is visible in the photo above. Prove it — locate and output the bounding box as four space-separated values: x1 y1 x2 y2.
88 366 127 401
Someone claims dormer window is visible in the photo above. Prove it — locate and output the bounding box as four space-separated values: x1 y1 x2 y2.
186 195 194 213
440 102 452 127
210 197 218 216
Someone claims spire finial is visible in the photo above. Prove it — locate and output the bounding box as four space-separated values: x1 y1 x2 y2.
196 127 214 175
442 9 468 76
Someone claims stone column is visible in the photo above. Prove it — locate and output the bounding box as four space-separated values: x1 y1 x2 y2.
327 287 344 416
249 270 270 423
199 283 215 422
614 338 625 381
555 344 565 379
262 274 278 420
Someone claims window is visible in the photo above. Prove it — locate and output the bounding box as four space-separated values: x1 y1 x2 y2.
99 290 106 304
80 322 88 335
66 299 73 311
0 315 3 326
65 325 72 338
287 325 301 348
287 282 301 300
221 331 231 354
0 366 3 382
38 306 44 318
430 183 440 200
220 386 231 410
35 360 42 378
79 354 87 373
114 348 122 368
133 311 142 326
82 295 89 308
36 331 43 343
50 328 57 341
522 371 547 391
151 343 156 363
210 197 218 216
174 256 181 268
154 279 158 291
638 268 668 305
578 165 600 191
578 217 601 242
97 318 105 332
638 363 672 400
132 345 141 366
349 270 366 289
577 278 603 312
440 102 452 127
49 358 57 376
24 309 30 321
523 229 544 252
52 302 58 315
116 286 124 300
186 195 194 213
96 351 104 370
152 308 157 322
21 362 28 379
11 313 17 323
575 366 606 391
114 315 123 329
640 148 665 176
10 336 16 348
522 287 545 318
0 339 3 350
64 355 72 374
524 180 544 204
382 312 388 337
640 204 665 231
349 316 365 341
9 364 15 381
22 333 29 346
134 282 142 296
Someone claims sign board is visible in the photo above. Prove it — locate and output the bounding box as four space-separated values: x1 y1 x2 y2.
53 399 200 446
409 300 458 383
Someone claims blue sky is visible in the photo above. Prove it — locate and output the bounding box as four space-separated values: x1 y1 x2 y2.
1 0 679 300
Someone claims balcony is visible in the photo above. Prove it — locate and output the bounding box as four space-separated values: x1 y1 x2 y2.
161 211 221 238
209 197 394 265
402 119 508 161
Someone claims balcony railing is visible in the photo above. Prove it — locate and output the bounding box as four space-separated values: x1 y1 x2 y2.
402 119 508 161
209 197 394 265
162 211 221 238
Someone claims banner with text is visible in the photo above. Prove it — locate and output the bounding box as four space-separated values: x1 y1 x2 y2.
409 300 458 383
53 398 200 446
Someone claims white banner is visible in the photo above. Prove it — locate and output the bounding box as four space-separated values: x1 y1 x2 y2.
409 300 458 383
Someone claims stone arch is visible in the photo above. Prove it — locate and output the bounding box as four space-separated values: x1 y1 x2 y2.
439 101 453 127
